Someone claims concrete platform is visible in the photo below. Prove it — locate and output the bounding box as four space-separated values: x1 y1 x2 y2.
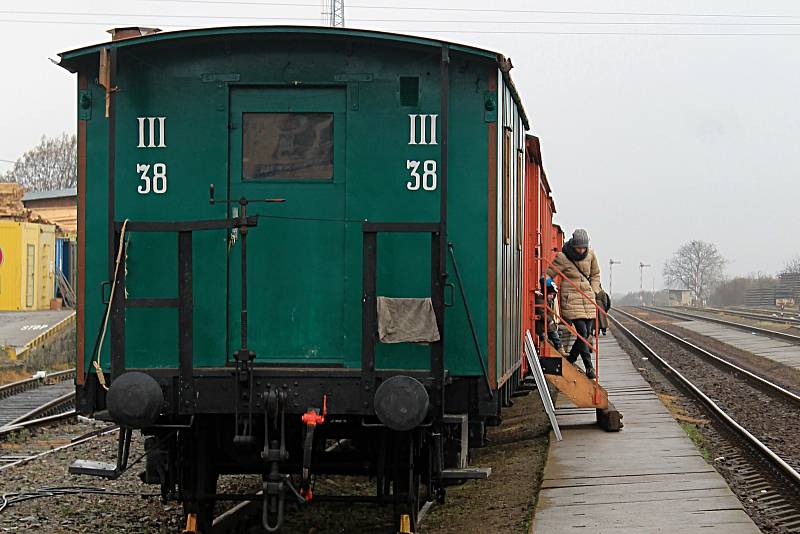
677 319 800 370
0 310 74 358
531 333 759 533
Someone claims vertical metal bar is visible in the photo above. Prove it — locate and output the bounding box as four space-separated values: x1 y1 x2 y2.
542 260 548 357
107 48 118 282
431 232 445 417
433 44 450 419
439 46 450 275
595 306 600 383
178 231 195 413
361 230 377 410
110 229 125 380
240 203 248 350
77 73 88 386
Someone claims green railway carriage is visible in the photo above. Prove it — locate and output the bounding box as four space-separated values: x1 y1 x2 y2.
59 26 531 532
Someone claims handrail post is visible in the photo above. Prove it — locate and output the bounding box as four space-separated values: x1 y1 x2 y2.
542 279 549 357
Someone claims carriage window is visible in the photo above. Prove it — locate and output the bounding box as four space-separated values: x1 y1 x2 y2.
242 112 333 181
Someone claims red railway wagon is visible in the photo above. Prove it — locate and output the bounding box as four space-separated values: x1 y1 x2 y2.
521 134 559 371
552 223 565 254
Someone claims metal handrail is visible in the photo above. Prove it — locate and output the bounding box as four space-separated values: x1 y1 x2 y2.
535 256 607 395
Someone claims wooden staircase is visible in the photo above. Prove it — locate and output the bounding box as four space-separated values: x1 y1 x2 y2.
543 344 607 409
541 342 623 431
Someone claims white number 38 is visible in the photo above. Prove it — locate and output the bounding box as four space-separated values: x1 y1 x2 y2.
136 163 168 194
406 159 437 191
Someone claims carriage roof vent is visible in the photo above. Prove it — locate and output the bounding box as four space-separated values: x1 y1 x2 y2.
107 27 162 41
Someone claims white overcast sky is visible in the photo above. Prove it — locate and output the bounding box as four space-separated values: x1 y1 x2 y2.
1 0 799 293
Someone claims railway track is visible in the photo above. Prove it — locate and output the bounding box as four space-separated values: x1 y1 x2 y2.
611 310 800 531
702 306 800 326
618 308 800 402
0 369 76 437
645 306 800 344
0 422 119 474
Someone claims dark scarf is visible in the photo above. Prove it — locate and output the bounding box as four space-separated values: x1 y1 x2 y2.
563 238 588 262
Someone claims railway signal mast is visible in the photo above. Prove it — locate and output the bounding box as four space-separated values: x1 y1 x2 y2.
639 262 651 306
323 0 345 27
608 258 622 296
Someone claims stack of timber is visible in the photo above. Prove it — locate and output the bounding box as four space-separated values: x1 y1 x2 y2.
0 183 25 217
0 183 57 226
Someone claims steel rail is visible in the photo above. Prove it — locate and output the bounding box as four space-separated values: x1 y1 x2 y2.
0 368 76 400
2 391 76 429
0 410 76 438
0 425 119 473
609 313 800 488
702 306 800 325
616 308 800 405
643 306 800 344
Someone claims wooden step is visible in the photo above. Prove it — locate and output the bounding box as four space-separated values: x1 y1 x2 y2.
542 343 609 410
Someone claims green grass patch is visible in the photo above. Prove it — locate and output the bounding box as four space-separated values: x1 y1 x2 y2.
680 422 710 461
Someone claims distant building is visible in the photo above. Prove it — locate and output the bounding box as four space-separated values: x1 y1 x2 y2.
745 287 776 307
776 272 800 303
22 188 77 234
668 289 692 306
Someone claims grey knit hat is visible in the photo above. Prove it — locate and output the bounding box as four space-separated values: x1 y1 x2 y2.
571 228 590 248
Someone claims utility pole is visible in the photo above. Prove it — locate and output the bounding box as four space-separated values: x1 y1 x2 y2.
608 259 622 296
639 262 651 306
652 273 656 306
322 0 345 27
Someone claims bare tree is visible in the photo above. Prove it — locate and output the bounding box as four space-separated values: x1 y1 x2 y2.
782 255 800 275
663 240 727 304
0 133 76 191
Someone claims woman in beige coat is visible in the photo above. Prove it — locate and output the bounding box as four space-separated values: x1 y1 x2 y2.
546 228 601 378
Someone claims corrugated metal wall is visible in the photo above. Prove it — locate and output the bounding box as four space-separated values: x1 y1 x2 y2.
495 72 526 387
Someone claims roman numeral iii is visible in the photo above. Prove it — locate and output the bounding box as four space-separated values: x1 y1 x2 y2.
408 114 438 145
137 117 167 148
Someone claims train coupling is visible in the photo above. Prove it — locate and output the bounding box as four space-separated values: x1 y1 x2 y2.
261 387 289 532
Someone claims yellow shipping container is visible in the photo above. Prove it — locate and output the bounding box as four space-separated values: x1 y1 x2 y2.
0 220 56 311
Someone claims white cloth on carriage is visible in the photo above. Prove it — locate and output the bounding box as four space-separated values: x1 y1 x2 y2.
376 297 441 344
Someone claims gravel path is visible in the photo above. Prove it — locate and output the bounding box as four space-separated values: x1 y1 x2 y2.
0 421 182 533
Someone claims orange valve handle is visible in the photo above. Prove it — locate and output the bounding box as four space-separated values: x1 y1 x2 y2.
301 394 327 426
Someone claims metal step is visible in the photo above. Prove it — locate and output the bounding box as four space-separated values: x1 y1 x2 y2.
441 467 491 480
69 459 121 479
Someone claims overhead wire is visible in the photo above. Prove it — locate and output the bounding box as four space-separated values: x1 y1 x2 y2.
139 0 800 20
8 9 800 25
3 3 800 35
3 18 800 36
